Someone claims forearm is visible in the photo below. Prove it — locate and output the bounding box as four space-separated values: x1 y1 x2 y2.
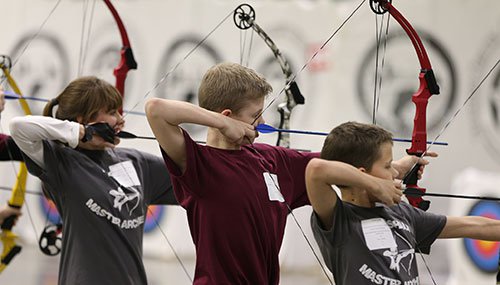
146 99 226 130
440 216 500 240
308 159 378 190
9 116 81 167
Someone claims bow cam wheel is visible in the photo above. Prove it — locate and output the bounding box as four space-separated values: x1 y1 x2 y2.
369 0 391 15
39 223 62 256
233 4 255 30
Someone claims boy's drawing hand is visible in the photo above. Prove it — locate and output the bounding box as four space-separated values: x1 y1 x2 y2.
221 116 257 145
369 177 403 206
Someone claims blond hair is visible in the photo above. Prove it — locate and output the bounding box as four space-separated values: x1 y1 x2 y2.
198 62 272 113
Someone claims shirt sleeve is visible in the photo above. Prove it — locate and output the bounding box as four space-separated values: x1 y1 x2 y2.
281 148 320 209
311 197 350 248
9 115 80 168
160 129 202 196
401 202 447 254
141 151 177 205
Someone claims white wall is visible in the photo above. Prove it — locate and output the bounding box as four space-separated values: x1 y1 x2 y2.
1 0 500 284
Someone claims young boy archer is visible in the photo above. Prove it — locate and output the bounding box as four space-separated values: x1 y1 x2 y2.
306 121 500 285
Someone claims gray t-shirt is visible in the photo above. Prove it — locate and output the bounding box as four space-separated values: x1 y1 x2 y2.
25 140 176 285
311 198 446 285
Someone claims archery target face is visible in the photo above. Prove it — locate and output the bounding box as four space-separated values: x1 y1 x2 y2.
40 196 60 224
463 200 500 273
144 205 165 233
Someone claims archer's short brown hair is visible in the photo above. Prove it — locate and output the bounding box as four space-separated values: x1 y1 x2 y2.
198 62 272 113
43 76 122 124
321 122 393 171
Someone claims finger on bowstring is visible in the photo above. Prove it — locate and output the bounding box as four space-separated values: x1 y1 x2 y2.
244 126 257 140
423 151 438 158
393 179 403 189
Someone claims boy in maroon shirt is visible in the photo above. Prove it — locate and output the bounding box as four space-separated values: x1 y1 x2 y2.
145 62 425 284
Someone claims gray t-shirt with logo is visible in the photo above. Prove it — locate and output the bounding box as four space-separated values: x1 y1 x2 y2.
25 140 176 285
311 198 446 285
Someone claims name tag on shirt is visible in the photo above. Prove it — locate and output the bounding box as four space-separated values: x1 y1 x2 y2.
361 218 397 250
109 161 141 187
263 172 284 202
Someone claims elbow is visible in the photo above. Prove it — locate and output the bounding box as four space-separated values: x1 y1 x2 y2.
145 98 165 120
9 116 29 140
306 158 326 180
305 158 325 190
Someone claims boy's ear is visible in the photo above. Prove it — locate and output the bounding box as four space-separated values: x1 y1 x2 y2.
76 116 84 124
359 167 367 173
220 109 232 117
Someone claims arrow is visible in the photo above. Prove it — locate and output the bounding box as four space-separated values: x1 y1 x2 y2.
116 131 155 140
404 188 500 201
256 124 448 146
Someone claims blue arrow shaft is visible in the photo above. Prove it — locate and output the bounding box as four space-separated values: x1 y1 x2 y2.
265 126 447 146
3 91 50 102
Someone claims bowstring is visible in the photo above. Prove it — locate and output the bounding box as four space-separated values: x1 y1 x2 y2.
372 12 390 125
240 28 255 67
77 0 97 77
147 207 193 282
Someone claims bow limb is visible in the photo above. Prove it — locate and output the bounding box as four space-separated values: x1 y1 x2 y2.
233 4 305 148
102 0 137 114
370 0 440 211
0 58 33 272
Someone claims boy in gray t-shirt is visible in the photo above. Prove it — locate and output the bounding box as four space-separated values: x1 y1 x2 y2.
306 122 500 285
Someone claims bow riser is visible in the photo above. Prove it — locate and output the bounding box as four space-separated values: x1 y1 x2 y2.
114 47 137 95
407 73 432 155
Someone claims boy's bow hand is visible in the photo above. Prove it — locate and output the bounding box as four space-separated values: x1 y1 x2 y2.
393 151 438 180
